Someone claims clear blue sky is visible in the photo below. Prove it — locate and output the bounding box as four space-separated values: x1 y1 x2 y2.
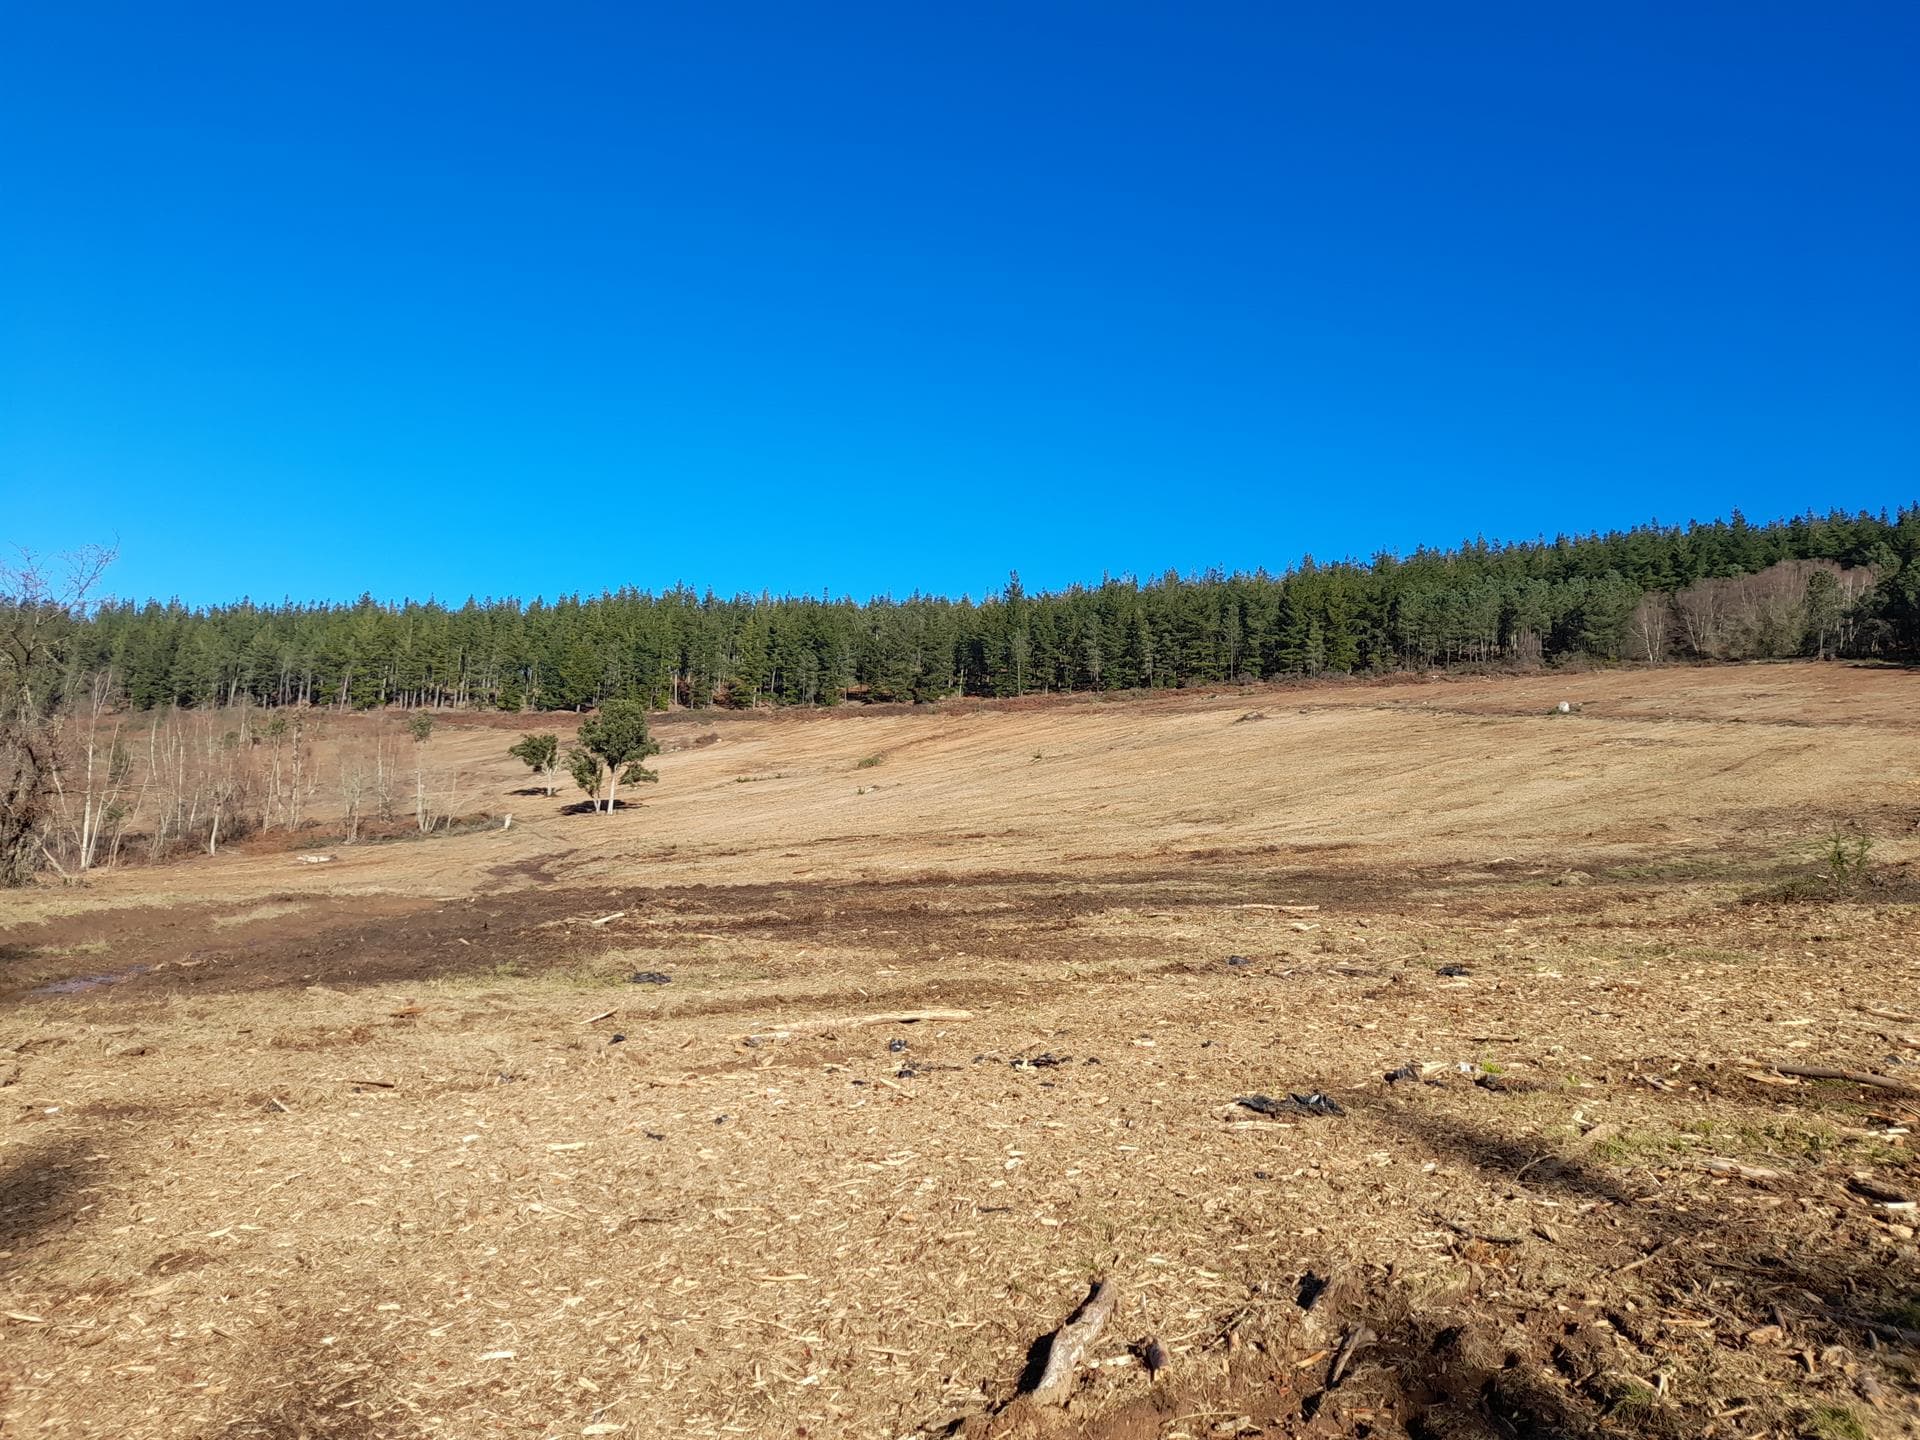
3 3 1915 607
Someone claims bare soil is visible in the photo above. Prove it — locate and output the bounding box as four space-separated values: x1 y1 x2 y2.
3 663 1918 1439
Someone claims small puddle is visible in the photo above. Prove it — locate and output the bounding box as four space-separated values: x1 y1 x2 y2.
33 965 152 997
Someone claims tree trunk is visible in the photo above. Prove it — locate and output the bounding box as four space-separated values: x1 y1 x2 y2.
604 765 617 816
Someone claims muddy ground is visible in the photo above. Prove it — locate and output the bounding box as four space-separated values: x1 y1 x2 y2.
2 664 1918 1439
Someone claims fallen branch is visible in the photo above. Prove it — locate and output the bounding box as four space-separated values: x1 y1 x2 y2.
588 911 626 926
1704 1158 1783 1182
1846 1176 1916 1208
578 1010 616 1026
1821 1307 1920 1346
1328 1324 1375 1388
342 1077 396 1089
1859 1005 1920 1024
1025 1280 1118 1406
804 1009 974 1031
1616 1241 1674 1276
1771 1064 1920 1098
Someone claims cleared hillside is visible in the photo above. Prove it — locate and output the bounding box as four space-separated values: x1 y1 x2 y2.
2 663 1917 1439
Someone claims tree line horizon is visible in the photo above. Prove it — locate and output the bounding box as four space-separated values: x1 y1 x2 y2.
57 507 1920 712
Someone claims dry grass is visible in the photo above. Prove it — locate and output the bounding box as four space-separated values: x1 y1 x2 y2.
2 663 1918 1438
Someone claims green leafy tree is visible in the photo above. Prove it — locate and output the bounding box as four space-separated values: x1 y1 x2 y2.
575 699 660 815
508 732 560 795
565 744 604 806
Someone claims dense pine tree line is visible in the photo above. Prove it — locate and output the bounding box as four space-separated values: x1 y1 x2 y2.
65 508 1920 712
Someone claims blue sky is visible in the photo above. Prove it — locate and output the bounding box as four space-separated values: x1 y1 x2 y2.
2 2 1915 607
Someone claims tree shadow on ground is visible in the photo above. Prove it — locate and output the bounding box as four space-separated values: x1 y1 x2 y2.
215 1308 396 1440
0 1132 111 1274
1337 1092 1920 1437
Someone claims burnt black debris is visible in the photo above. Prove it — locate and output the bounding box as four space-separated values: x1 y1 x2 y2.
1136 1337 1168 1378
888 1038 909 1054
1295 1271 1329 1311
628 971 672 985
1237 1092 1346 1118
1291 1091 1345 1116
1436 964 1472 978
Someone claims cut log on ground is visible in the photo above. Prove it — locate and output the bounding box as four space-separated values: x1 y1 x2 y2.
1024 1280 1118 1407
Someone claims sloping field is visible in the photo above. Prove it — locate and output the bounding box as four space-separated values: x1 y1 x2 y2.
2 663 1918 1438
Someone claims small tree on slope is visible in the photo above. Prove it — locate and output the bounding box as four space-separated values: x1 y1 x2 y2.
508 732 560 795
575 700 659 815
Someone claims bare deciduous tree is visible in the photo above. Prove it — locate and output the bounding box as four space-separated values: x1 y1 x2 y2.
1671 559 1875 661
0 545 113 886
1627 593 1671 663
339 757 372 844
46 669 135 872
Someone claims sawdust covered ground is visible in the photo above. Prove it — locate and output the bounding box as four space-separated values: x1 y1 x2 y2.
2 662 1918 1439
